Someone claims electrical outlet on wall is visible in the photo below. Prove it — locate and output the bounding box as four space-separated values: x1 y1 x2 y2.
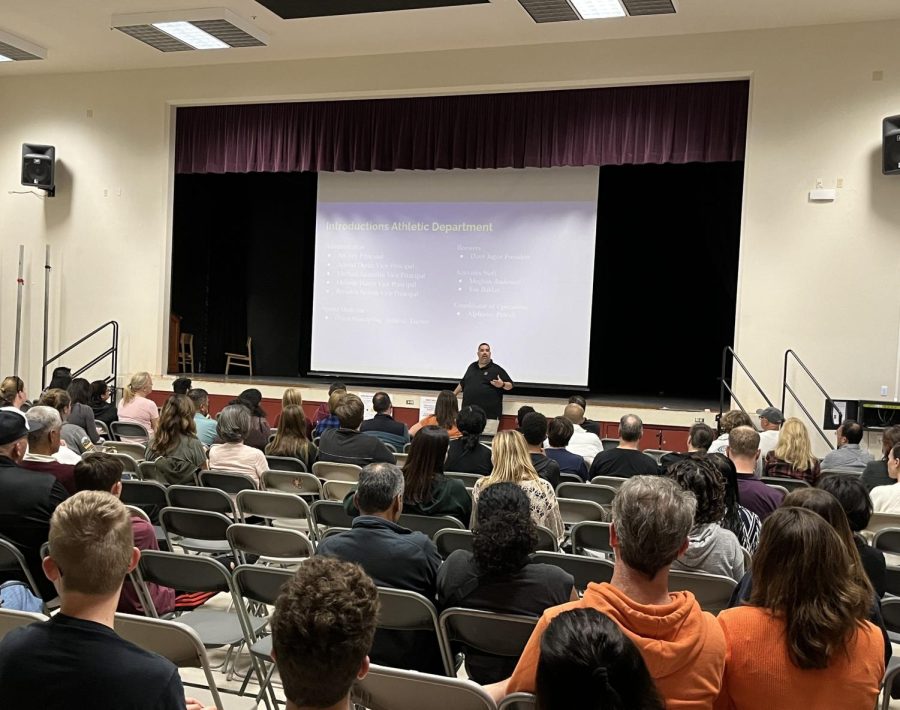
881 385 889 397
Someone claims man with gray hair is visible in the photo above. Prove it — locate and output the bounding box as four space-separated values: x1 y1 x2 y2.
316 462 443 674
587 413 660 479
494 476 725 706
20 405 77 494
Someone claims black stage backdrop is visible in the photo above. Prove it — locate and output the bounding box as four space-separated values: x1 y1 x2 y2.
172 162 742 401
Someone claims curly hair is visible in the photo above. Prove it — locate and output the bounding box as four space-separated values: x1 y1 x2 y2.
272 556 379 708
472 482 537 575
667 455 726 526
151 394 197 456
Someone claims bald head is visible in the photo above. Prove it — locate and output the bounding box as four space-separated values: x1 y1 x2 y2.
563 403 585 425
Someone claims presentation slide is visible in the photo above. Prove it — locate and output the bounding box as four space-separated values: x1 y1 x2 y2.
310 167 599 386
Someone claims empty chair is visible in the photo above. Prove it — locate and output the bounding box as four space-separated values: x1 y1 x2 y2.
235 489 314 538
352 664 496 710
158 507 232 554
104 440 147 461
498 693 538 710
264 455 307 473
167 485 236 517
600 438 618 451
445 471 483 487
121 479 168 523
643 449 672 464
178 332 194 373
590 475 624 489
110 421 150 443
323 479 357 502
224 336 253 376
199 470 258 494
262 469 323 499
760 476 811 493
571 521 613 556
557 498 607 528
375 588 454 676
668 569 737 614
397 513 465 540
534 525 559 552
434 528 475 558
312 461 362 483
531 551 614 593
310 499 355 536
226 523 314 566
556 482 617 507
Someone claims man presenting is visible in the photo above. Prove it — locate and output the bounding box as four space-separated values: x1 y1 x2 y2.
455 343 512 436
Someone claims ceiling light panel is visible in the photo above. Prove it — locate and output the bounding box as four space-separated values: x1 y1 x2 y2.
0 30 47 61
153 21 229 49
112 9 267 52
569 0 626 19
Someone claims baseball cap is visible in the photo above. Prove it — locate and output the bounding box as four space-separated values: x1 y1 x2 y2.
0 407 34 445
756 407 785 424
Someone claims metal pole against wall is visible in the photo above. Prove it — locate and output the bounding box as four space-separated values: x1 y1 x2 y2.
41 246 50 390
13 245 24 375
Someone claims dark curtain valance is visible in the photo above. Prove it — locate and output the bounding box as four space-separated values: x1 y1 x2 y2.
175 80 748 174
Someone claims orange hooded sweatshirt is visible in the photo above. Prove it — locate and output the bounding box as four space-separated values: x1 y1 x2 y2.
507 582 726 709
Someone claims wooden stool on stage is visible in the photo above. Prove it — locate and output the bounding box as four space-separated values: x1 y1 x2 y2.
178 333 195 373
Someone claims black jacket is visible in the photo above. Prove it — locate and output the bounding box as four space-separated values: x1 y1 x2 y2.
317 428 396 467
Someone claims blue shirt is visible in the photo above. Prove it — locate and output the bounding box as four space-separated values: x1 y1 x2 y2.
193 413 217 446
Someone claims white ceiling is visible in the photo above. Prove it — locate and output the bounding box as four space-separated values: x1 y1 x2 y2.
2 0 900 76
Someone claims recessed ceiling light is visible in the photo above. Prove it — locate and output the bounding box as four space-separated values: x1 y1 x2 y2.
0 55 12 62
569 0 626 19
0 29 47 61
152 21 229 50
111 8 267 52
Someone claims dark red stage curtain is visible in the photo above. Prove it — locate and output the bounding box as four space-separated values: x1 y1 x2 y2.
175 80 748 174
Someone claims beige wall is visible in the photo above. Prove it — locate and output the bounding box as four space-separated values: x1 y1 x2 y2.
0 18 898 447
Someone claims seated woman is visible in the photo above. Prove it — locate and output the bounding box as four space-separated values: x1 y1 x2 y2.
228 388 271 451
89 380 118 427
437 482 575 683
472 430 564 542
66 378 101 445
116 371 159 440
763 417 821 484
667 456 744 581
265 404 318 470
279 386 313 438
208 404 268 486
869 444 900 514
536 609 663 710
410 390 460 439
861 425 900 492
0 376 27 410
444 405 493 475
708 453 762 553
717 507 884 709
144 395 208 485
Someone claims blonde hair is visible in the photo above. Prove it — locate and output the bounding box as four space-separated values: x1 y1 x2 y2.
327 390 347 415
0 376 24 407
123 372 152 404
773 417 818 472
486 430 539 486
48 491 134 595
282 387 304 408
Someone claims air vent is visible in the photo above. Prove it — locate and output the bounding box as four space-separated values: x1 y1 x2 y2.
620 0 676 15
516 0 676 22
112 9 267 52
517 0 579 23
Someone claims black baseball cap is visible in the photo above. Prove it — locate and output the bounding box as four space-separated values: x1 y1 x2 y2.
0 407 33 445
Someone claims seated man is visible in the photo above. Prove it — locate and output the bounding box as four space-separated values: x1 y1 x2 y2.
0 490 209 709
658 422 715 472
20 405 77 494
0 408 68 601
271 556 378 710
188 388 217 446
491 476 726 708
560 403 603 465
172 377 192 395
520 412 560 489
359 392 410 451
316 462 442 673
588 414 660 479
543 416 589 481
821 419 874 472
568 395 601 436
727 425 784 520
317 394 396 468
73 453 175 615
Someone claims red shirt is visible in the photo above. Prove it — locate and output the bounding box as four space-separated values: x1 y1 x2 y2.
20 459 77 495
117 515 175 616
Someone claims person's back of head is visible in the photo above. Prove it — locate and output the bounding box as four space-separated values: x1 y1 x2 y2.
0 408 30 462
269 405 310 457
611 476 696 580
217 403 251 443
153 394 196 455
727 426 760 463
817 474 873 533
839 419 864 445
563 403 584 426
516 405 536 429
749 506 872 669
547 416 574 448
238 388 266 418
667 456 726 526
328 381 347 397
520 411 548 448
372 391 391 414
45 490 136 598
48 367 72 391
355 462 404 518
433 390 459 430
187 388 209 414
25 406 62 454
456 405 487 452
881 425 900 458
272 556 378 709
74 452 125 493
774 418 816 471
282 387 304 409
568 394 588 411
123 372 152 404
0 376 25 408
473 482 537 575
536 608 664 710
172 377 192 395
489 430 539 484
688 423 715 452
403 425 449 504
66 376 89 406
333 393 364 430
89 380 109 404
718 410 754 436
38 388 71 419
619 414 643 444
326 390 347 417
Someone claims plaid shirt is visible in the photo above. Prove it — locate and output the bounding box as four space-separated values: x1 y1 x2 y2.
314 414 340 438
763 451 821 484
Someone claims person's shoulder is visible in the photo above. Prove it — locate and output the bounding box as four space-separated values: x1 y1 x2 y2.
441 548 475 575
526 561 574 585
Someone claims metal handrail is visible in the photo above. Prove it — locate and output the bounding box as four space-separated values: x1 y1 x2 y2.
718 346 774 428
42 321 119 402
781 349 838 450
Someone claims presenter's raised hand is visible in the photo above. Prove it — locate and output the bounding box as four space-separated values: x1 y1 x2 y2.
490 377 504 388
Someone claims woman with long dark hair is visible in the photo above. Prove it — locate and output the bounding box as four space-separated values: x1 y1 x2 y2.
66 378 101 444
410 389 460 438
445 405 492 475
144 394 208 485
89 379 118 426
265 404 317 470
708 453 761 553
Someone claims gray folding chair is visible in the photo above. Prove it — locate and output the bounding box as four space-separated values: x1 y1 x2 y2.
668 569 737 613
881 596 900 643
110 421 150 443
558 472 583 485
159 507 232 555
531 550 614 593
352 664 495 710
167 485 236 517
265 455 307 473
534 525 559 552
235 489 315 539
760 476 810 493
642 449 671 464
262 469 323 499
433 528 475 558
557 498 607 528
95 420 110 438
873 528 900 556
394 453 408 467
104 440 147 461
105 450 139 473
312 461 362 483
498 693 538 710
444 471 483 487
137 460 165 483
590 475 624 489
121 479 169 523
556 482 617 507
310 499 355 536
403 443 413 453
570 521 613 556
0 608 49 640
0 538 44 602
323 479 356 502
200 470 258 494
600 438 618 451
374 588 455 676
866 513 900 539
226 523 314 566
398 513 465 540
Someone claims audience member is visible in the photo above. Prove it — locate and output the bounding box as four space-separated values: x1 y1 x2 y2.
588 414 659 479
716 507 884 709
543 416 589 481
172 377 192 395
317 462 443 674
271 556 378 710
473 430 564 542
869 444 900 514
187 388 217 446
820 418 873 472
558 403 602 465
73 453 175 616
38 388 89 459
535 609 664 710
861 425 900 492
455 342 513 436
0 376 27 409
144 395 208 485
515 405 536 429
318 394 396 467
667 456 744 581
116 372 159 439
567 395 601 436
437 482 575 683
708 453 762 553
313 381 346 426
444 405 493 475
359 391 410 450
89 380 118 427
314 389 346 438
410 389 460 438
493 476 725 707
208 404 268 485
20 406 76 494
66 378 101 445
818 473 886 597
520 411 561 489
763 417 821 484
266 404 318 470
727 426 783 520
659 422 715 471
46 366 72 392
707 409 754 456
755 406 784 463
0 408 68 601
279 386 314 438
0 491 207 709
225 388 271 450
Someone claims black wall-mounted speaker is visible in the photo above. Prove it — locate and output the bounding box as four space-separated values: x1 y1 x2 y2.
21 143 55 196
884 115 900 175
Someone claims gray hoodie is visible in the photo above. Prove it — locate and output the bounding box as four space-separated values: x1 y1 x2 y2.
671 522 745 581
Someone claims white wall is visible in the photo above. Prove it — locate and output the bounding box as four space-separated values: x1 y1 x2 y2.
0 19 898 440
